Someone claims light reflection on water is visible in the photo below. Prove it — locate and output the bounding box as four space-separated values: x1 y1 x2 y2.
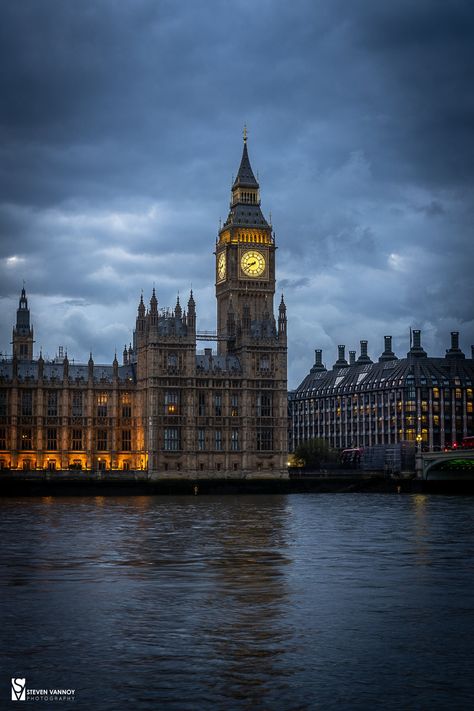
1 494 473 710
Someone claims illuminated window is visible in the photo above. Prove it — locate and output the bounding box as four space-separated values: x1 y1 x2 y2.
121 393 131 418
231 393 239 416
97 393 108 418
21 429 32 450
165 391 179 415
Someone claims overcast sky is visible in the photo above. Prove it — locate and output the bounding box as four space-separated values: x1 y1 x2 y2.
1 0 473 388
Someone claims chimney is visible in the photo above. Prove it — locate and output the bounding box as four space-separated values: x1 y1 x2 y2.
349 350 356 365
357 340 372 364
446 331 465 359
311 349 326 373
408 329 427 358
334 345 348 368
379 335 398 362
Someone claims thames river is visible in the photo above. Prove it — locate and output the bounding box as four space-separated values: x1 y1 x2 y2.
1 493 473 710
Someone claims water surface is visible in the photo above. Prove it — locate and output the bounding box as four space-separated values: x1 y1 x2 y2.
1 494 473 709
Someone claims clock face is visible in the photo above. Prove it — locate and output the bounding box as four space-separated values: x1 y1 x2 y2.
217 252 226 281
241 250 266 277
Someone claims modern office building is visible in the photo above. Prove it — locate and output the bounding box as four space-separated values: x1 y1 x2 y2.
0 137 288 477
289 332 474 452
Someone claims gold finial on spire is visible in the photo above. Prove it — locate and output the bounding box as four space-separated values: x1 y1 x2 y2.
243 124 248 143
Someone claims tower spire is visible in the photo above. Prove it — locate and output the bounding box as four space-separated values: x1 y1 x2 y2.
232 133 259 190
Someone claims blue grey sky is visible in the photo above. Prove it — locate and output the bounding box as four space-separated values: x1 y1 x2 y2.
1 0 473 387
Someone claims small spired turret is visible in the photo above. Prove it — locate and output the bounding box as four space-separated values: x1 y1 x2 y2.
12 286 34 360
149 288 158 327
278 294 287 338
113 352 119 378
175 295 182 320
187 290 196 333
88 352 94 380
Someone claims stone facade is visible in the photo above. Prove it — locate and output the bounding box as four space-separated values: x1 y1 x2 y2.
0 139 288 478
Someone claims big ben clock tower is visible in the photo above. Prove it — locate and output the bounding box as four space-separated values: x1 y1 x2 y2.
215 130 287 477
216 129 276 350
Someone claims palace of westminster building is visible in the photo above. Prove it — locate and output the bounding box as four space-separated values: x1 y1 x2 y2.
2 137 473 474
0 137 289 477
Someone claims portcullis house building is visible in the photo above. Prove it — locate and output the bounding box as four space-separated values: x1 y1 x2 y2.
289 333 474 453
0 138 288 478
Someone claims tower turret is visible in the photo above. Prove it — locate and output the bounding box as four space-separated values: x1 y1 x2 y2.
149 288 158 328
278 294 287 339
187 290 196 333
12 286 34 360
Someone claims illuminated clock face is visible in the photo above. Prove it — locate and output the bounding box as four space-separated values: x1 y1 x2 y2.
217 252 226 281
241 250 266 277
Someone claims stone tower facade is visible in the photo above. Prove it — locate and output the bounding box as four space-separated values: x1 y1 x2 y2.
12 288 34 360
0 136 288 478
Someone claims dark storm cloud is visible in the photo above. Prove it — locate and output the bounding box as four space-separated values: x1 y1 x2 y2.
0 0 473 386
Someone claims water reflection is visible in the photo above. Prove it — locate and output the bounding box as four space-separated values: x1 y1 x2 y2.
1 494 473 710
